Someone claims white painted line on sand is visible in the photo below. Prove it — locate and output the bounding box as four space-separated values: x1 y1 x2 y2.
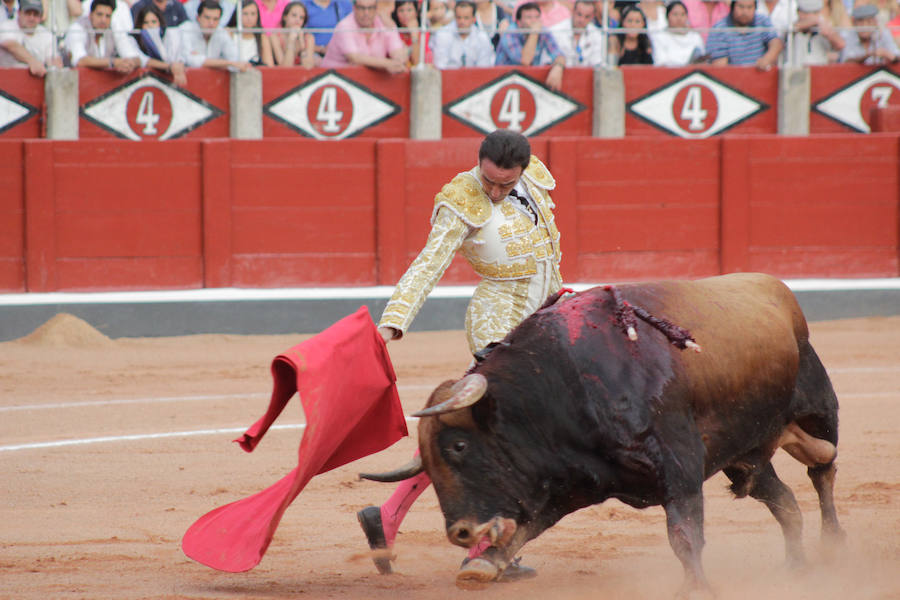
0 384 438 413
0 417 421 453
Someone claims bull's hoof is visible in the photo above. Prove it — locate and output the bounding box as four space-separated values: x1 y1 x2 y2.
456 557 499 590
357 506 392 575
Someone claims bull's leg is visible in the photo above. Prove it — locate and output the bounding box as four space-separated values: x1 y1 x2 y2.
808 462 846 545
746 462 806 569
663 492 712 599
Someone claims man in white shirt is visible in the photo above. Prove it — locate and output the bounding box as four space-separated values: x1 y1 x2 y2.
180 0 250 71
0 0 60 75
550 0 604 66
432 0 495 68
65 0 140 72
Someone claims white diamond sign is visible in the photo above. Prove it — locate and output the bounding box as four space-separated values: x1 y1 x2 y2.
80 72 222 140
813 67 900 133
444 71 585 136
0 89 37 134
628 71 767 138
264 70 401 139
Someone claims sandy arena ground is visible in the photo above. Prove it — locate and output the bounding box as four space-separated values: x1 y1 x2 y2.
0 313 898 600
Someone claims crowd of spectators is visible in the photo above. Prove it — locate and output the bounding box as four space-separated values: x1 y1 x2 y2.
1 0 898 79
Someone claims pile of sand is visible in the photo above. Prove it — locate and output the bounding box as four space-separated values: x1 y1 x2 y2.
17 313 113 348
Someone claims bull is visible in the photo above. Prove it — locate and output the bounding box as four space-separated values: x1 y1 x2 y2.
364 273 844 598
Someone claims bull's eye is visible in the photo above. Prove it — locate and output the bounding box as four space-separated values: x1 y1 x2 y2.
439 430 470 465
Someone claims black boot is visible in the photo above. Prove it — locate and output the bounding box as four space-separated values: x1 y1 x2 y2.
357 506 392 574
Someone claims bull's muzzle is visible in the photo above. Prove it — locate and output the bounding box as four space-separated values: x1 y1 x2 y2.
448 516 517 549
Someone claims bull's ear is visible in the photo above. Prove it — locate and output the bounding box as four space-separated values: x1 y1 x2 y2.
412 374 487 418
359 454 423 482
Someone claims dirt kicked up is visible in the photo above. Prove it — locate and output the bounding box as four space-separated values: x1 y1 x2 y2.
0 314 898 600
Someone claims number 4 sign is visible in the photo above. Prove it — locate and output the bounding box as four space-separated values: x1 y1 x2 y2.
628 71 767 138
80 73 222 140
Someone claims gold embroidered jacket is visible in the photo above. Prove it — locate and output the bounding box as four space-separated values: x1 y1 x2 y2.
379 156 563 353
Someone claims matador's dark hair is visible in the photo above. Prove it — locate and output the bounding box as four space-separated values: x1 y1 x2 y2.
478 130 531 170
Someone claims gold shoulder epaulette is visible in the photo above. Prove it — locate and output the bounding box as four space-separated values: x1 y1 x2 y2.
431 173 492 227
523 155 556 190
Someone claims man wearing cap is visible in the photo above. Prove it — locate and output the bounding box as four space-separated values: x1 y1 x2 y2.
840 3 899 64
706 0 784 70
787 0 844 65
0 0 60 75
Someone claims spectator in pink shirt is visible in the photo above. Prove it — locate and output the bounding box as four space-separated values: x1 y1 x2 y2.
682 0 729 41
257 0 290 29
320 0 408 71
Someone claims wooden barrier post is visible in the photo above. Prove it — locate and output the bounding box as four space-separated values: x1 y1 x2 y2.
202 140 233 288
375 140 408 285
547 138 580 281
23 140 56 291
719 137 752 274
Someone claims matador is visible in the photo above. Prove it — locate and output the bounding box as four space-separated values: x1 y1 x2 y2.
360 130 564 581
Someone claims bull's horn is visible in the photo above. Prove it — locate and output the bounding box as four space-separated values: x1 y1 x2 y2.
412 374 488 418
358 454 423 482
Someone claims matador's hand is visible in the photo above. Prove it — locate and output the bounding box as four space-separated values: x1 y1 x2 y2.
378 326 397 343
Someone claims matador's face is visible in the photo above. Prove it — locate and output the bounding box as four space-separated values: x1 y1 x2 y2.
478 159 523 203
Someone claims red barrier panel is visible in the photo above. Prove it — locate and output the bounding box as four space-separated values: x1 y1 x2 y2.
810 65 900 134
0 71 42 139
0 141 25 291
723 135 899 277
77 68 229 139
624 66 778 138
262 67 409 139
552 137 722 281
441 67 591 138
22 140 204 291
227 139 379 286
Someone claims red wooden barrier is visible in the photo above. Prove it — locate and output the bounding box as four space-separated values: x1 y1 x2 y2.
440 67 592 138
553 137 722 280
262 67 409 139
77 68 229 139
227 139 379 286
22 140 205 291
732 135 899 277
3 135 898 293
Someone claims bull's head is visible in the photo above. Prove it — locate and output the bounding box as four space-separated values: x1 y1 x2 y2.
363 362 598 582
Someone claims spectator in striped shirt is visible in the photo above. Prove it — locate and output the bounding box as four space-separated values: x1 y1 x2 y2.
706 0 783 70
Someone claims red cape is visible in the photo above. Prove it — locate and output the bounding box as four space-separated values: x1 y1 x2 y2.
181 306 407 572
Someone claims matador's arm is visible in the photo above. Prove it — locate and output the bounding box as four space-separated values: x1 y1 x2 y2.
378 208 471 339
